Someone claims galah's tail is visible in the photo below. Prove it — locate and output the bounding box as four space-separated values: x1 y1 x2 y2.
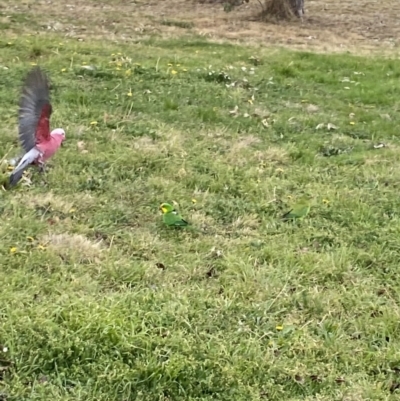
9 147 41 186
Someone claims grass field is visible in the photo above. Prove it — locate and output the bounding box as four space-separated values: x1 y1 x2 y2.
1 1 400 400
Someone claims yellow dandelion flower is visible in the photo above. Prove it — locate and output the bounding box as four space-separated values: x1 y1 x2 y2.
10 247 17 253
350 121 355 125
171 70 178 75
192 198 197 204
276 325 283 331
61 68 66 72
7 42 12 45
127 91 133 97
7 166 14 171
90 121 98 126
59 42 63 46
69 208 76 213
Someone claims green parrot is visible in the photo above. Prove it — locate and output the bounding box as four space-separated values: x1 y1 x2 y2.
160 202 189 227
282 195 312 220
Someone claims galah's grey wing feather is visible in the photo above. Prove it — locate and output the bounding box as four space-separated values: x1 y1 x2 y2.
18 67 51 152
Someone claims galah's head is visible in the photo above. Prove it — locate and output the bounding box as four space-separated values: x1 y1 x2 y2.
50 128 66 145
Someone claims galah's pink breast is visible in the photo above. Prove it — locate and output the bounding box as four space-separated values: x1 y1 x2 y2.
36 136 62 162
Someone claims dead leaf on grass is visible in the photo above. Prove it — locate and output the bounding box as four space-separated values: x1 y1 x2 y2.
327 123 338 130
306 104 319 113
229 105 239 116
77 141 88 153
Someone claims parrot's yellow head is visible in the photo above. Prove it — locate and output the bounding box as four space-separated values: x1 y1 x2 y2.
160 202 174 214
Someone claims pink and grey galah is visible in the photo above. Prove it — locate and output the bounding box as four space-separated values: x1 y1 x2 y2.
9 66 66 186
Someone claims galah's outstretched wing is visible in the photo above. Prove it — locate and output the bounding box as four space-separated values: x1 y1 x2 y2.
18 66 52 152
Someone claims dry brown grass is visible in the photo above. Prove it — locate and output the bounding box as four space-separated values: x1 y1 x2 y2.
18 192 95 215
3 0 399 55
40 232 104 263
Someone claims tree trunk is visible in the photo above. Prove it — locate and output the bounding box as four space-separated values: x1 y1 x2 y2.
262 0 305 19
292 0 305 18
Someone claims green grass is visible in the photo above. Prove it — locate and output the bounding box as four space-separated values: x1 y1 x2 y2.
1 26 400 401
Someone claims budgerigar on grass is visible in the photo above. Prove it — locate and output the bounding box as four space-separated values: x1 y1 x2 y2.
160 202 189 227
282 195 312 221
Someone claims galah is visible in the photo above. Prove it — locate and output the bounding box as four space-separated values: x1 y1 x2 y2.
9 66 65 186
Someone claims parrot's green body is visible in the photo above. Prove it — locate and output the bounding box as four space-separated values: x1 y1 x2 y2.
282 196 312 220
160 202 189 227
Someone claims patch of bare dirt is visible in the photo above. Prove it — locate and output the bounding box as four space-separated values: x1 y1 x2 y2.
2 0 400 55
